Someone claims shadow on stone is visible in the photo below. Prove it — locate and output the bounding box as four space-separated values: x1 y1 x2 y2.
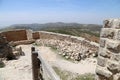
0 61 5 68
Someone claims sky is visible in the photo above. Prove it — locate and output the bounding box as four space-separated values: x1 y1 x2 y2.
0 0 120 27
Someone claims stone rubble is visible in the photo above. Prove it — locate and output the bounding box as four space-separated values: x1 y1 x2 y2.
36 39 98 61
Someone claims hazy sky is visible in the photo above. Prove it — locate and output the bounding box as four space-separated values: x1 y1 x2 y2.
0 0 120 27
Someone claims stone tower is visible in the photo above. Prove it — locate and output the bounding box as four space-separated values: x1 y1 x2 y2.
96 19 120 80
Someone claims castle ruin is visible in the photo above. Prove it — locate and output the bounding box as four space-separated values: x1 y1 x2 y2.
96 19 120 80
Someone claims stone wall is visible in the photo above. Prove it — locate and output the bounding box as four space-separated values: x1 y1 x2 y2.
39 31 99 46
37 31 99 61
26 29 33 40
0 29 99 61
0 29 33 42
96 19 120 80
32 32 40 39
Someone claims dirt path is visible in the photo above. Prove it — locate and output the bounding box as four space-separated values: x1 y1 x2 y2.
37 46 97 74
0 45 97 80
0 45 33 80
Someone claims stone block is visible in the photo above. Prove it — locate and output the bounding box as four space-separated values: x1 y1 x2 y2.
111 54 120 61
99 38 106 48
107 60 120 74
114 29 120 40
113 73 120 80
111 19 120 29
95 75 108 80
99 48 111 58
100 28 115 39
106 40 120 53
96 65 112 78
103 19 112 28
103 19 120 29
96 75 113 80
97 56 107 67
32 32 40 39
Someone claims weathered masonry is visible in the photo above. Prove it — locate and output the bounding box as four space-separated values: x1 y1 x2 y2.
0 29 99 61
96 19 120 80
0 29 33 41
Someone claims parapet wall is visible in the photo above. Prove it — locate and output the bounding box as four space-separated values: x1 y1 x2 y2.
37 31 99 61
0 29 33 42
39 31 99 47
0 29 98 48
32 32 40 39
96 19 120 80
0 29 99 60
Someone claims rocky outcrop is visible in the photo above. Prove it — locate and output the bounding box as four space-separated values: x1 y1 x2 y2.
96 19 120 80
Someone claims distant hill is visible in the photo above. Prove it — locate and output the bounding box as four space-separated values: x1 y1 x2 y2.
0 22 102 42
0 22 102 31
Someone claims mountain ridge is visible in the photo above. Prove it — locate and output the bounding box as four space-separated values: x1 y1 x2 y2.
1 22 102 31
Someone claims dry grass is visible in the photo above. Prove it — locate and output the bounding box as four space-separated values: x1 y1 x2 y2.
53 66 95 80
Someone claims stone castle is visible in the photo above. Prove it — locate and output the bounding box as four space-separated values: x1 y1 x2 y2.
0 19 120 80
